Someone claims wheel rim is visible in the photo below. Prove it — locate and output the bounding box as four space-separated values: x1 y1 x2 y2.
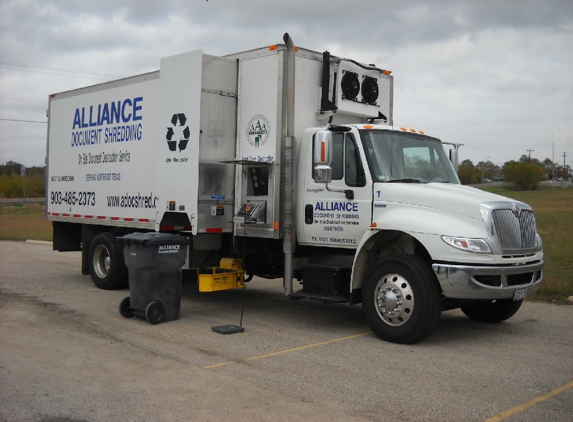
374 273 414 326
93 244 111 279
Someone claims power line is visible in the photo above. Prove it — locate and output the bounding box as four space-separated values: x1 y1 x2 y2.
0 61 123 79
0 65 115 81
0 96 46 104
0 118 47 124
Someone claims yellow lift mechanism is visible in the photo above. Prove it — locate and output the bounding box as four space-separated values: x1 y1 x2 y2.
198 258 246 292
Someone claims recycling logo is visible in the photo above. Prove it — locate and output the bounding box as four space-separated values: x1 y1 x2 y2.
166 113 190 152
246 114 270 149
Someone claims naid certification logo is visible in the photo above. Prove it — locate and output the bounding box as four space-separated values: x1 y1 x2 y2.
246 114 270 149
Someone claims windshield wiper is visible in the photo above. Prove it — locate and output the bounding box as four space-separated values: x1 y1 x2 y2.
387 178 421 183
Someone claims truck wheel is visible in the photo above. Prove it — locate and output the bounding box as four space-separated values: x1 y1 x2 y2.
88 232 127 290
145 301 165 325
362 254 442 344
461 299 523 323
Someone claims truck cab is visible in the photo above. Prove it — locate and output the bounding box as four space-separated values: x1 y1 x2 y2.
292 124 543 343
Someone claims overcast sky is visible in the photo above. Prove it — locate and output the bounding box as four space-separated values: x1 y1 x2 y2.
1 0 572 169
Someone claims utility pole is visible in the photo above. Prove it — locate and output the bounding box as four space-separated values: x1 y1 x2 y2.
21 165 26 207
563 152 568 183
552 141 555 185
481 156 489 182
526 149 534 161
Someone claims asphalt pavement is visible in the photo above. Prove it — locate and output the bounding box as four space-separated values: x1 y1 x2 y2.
1 240 572 422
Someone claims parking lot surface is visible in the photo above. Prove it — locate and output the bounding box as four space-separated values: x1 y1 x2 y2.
1 240 572 421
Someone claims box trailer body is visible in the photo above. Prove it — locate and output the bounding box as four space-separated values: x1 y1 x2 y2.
46 35 543 343
47 51 237 234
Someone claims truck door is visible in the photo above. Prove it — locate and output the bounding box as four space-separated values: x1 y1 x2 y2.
300 131 372 248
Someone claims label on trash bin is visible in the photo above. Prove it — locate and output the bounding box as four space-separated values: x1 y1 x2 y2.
158 245 181 254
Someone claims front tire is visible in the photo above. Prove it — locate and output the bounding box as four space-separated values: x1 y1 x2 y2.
461 299 523 323
362 254 442 344
88 232 127 290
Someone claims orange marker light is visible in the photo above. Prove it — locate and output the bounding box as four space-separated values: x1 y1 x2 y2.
321 142 326 162
269 45 297 51
400 127 408 131
364 125 374 129
274 221 279 231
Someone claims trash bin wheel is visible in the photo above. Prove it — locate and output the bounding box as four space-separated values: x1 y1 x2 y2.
119 297 134 318
145 301 166 325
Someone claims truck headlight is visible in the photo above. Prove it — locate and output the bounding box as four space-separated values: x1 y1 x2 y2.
442 236 491 253
536 233 543 249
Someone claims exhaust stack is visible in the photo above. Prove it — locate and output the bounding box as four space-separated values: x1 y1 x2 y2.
283 33 296 296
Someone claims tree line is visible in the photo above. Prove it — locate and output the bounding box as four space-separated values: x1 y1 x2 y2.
0 161 46 198
1 153 570 198
458 155 570 190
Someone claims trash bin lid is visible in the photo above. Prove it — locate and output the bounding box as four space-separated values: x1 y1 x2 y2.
120 232 190 246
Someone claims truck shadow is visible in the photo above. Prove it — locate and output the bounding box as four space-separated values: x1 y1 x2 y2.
179 282 527 345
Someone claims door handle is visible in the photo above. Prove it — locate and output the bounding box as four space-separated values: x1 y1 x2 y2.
305 204 313 224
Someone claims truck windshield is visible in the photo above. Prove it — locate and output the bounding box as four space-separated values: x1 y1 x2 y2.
359 130 460 184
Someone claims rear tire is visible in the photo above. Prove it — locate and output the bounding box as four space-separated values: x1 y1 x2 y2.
362 254 442 344
461 299 523 323
88 232 127 290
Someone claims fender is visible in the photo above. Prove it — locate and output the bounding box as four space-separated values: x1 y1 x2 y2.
349 204 489 298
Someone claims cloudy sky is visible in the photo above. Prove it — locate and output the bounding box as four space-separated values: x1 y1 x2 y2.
1 0 572 169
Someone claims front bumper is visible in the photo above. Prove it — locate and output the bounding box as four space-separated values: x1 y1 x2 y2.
432 260 543 300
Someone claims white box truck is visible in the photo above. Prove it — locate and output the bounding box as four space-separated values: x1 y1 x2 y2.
46 34 543 343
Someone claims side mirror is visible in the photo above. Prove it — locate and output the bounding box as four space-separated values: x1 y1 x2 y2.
313 130 332 183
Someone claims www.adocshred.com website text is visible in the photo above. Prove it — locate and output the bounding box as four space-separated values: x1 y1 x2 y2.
107 192 158 209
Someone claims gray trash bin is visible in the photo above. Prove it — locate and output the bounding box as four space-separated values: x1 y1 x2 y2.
118 232 189 324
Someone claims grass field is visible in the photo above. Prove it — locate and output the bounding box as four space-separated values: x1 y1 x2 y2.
1 187 572 302
0 203 52 242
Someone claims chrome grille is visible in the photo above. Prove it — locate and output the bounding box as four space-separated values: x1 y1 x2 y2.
492 209 537 250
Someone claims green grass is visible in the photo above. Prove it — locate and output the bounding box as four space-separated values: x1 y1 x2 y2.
0 203 53 242
1 188 571 302
479 185 573 303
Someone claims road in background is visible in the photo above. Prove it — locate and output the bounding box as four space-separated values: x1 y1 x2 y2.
1 240 572 422
0 198 45 205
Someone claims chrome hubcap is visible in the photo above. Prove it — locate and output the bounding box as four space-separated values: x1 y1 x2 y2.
93 245 111 279
374 273 414 326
